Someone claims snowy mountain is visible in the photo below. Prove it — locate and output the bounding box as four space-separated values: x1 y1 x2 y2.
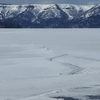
0 4 92 20
76 4 100 18
58 4 94 19
70 4 100 28
0 3 100 28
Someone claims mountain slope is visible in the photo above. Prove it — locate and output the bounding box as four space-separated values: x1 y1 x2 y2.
31 4 70 28
1 3 100 28
76 4 100 19
0 21 21 28
58 4 94 19
0 4 27 20
70 4 100 28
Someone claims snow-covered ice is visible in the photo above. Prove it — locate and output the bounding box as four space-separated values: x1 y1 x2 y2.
0 29 100 100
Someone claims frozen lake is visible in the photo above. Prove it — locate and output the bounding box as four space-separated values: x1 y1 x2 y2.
0 29 100 100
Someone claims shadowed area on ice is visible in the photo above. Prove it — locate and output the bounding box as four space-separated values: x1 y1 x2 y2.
52 96 79 100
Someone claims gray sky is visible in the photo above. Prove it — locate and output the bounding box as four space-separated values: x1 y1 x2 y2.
1 0 100 5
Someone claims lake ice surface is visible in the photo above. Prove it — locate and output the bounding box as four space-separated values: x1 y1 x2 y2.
0 29 100 100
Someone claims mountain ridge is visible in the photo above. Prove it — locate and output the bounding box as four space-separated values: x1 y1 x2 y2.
0 3 100 28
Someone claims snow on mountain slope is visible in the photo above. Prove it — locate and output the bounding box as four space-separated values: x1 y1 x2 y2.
76 4 100 19
0 4 27 19
34 4 94 19
35 4 69 21
58 4 94 19
1 4 100 28
0 4 94 20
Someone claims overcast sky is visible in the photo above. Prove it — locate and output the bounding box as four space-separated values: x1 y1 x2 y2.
0 0 100 5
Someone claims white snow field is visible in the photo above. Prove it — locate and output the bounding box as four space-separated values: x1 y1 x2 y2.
0 29 100 100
